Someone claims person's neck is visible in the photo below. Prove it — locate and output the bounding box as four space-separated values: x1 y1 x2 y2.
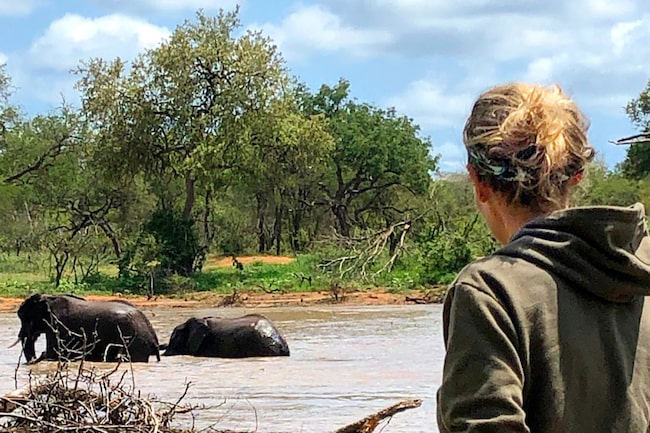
491 198 547 244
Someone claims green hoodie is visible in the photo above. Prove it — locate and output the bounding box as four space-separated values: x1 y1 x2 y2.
437 203 650 433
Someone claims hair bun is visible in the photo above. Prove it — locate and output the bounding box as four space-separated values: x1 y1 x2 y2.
463 82 594 213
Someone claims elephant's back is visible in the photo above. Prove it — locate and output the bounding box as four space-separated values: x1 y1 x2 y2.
62 299 159 344
207 316 290 357
254 318 290 356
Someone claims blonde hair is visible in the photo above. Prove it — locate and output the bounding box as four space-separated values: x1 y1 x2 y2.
464 82 595 212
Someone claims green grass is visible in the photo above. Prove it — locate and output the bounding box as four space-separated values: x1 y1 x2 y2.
0 252 430 298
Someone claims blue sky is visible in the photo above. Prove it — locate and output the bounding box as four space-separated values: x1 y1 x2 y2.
1 0 649 172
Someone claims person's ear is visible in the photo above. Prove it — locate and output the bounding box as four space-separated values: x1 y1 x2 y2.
569 170 584 185
467 164 491 203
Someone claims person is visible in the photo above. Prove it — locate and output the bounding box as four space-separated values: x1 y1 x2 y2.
437 82 650 432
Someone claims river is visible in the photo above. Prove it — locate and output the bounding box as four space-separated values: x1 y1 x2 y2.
0 304 443 432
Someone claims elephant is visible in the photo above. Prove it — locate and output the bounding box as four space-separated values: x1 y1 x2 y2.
14 293 161 364
161 314 290 358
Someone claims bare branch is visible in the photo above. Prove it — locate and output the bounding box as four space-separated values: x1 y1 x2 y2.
3 133 75 184
610 132 650 145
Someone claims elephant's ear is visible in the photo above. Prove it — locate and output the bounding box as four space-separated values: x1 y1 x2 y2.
165 322 189 354
187 320 211 355
25 293 42 303
18 293 43 318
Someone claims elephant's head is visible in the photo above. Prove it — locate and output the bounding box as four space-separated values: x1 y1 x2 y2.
165 318 210 356
16 293 52 362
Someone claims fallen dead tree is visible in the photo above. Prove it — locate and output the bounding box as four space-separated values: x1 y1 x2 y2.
0 360 202 433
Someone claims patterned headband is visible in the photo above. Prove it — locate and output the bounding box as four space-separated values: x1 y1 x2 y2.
467 146 573 183
467 146 530 182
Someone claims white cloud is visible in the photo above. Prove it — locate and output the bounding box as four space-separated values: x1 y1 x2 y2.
366 2 649 171
0 52 7 65
133 0 237 11
524 56 563 84
0 0 42 16
385 81 474 130
257 5 393 61
9 14 170 107
256 0 647 80
575 0 637 19
93 0 239 13
28 14 170 71
520 14 650 114
611 20 643 56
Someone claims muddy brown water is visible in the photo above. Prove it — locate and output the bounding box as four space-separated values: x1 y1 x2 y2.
0 304 442 432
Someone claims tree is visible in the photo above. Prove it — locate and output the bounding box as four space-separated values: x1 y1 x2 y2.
75 8 294 273
577 160 641 207
618 79 650 179
300 79 438 237
0 63 20 146
0 107 134 285
236 97 333 254
413 174 496 284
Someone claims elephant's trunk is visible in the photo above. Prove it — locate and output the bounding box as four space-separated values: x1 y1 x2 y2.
18 327 38 363
21 337 37 363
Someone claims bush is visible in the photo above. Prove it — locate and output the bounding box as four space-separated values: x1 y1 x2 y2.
417 231 473 284
145 209 205 276
115 209 207 295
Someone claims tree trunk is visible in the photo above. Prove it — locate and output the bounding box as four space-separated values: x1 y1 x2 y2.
273 203 283 256
332 203 350 237
53 251 69 288
290 210 301 252
256 194 267 253
203 188 214 245
99 221 121 259
183 173 195 219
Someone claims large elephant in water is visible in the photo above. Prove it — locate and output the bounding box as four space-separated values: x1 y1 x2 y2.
162 314 290 358
14 293 161 363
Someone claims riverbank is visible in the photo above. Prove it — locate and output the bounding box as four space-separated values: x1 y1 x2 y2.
0 286 444 313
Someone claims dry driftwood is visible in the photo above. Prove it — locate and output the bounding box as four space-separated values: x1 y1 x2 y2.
331 398 423 433
0 358 201 433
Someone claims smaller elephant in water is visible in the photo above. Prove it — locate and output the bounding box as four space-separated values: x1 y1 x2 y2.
162 314 290 358
14 293 160 363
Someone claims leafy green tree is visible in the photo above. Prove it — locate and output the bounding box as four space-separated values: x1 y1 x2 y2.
577 160 641 206
75 8 296 272
413 175 496 284
0 63 20 145
299 79 438 237
236 97 333 254
0 62 148 284
0 109 133 284
76 9 288 216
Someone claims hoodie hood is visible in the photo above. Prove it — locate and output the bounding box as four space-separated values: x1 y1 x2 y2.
499 203 650 303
